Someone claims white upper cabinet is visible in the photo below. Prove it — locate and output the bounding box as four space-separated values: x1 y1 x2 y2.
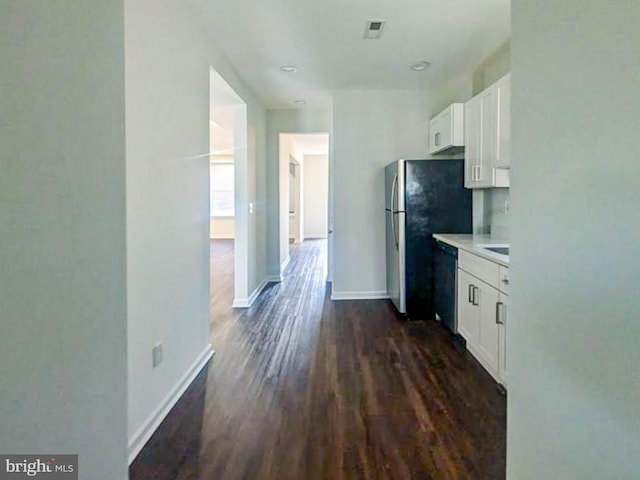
477 87 497 188
495 73 511 169
464 73 511 188
464 96 481 188
428 103 465 154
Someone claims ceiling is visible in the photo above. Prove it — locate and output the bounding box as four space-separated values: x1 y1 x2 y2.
193 0 510 109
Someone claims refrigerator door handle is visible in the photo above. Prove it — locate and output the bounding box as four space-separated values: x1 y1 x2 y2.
391 173 398 213
392 213 398 249
391 173 399 249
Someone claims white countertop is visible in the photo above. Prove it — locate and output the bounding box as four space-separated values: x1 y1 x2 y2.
433 233 510 266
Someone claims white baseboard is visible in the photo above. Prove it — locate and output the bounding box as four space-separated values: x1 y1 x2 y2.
304 234 327 239
267 275 283 282
330 290 390 301
232 277 269 308
128 344 214 464
209 234 234 240
280 255 290 276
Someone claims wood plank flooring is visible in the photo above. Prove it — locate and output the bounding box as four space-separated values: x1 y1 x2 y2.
130 239 506 480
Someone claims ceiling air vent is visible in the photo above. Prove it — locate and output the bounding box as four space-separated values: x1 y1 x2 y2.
363 20 386 39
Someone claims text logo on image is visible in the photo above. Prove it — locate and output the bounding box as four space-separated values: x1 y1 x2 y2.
0 455 77 479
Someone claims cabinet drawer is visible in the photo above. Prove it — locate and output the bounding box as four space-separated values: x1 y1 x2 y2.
459 250 500 288
498 266 510 295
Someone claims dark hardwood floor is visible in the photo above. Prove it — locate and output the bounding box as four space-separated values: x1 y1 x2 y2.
130 239 506 480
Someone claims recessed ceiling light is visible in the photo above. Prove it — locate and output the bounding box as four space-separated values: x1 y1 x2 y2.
293 100 306 105
410 61 431 71
280 65 298 73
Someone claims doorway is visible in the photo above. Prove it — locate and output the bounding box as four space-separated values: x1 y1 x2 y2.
209 67 249 311
278 133 330 279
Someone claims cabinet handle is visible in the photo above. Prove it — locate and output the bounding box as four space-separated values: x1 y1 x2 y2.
472 286 479 306
468 284 474 303
501 278 509 285
496 301 504 324
435 132 441 146
476 165 482 182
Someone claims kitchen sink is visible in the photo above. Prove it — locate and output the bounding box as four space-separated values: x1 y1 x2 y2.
476 244 510 256
485 246 509 255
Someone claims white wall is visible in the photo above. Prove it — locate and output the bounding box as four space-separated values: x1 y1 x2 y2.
0 2 128 479
267 109 333 278
278 135 304 264
332 89 465 298
210 217 234 239
288 162 303 243
125 0 268 460
303 155 329 238
508 2 640 478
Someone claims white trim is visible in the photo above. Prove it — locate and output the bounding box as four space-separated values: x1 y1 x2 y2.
232 277 269 308
267 275 283 283
330 291 390 301
209 234 234 240
280 255 290 276
303 234 327 239
128 344 214 464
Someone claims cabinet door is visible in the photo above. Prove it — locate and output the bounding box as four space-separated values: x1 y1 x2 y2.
464 96 481 188
430 109 453 154
477 88 496 188
495 74 511 168
429 117 438 153
436 109 452 151
476 278 500 377
457 269 479 345
497 293 508 385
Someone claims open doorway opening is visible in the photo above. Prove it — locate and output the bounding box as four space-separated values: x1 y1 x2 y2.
278 133 330 279
209 68 249 316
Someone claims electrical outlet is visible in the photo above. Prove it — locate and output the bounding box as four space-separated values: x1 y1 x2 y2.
152 343 163 368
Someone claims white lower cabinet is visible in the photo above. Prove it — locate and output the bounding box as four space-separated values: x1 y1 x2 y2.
457 256 508 387
476 278 500 378
497 292 508 385
457 269 480 345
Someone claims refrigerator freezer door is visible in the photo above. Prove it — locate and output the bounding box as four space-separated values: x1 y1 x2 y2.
384 160 405 212
385 159 407 314
386 210 406 314
396 160 406 212
396 211 406 313
386 210 399 307
384 161 397 211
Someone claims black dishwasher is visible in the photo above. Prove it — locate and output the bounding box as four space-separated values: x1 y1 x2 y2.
433 240 458 333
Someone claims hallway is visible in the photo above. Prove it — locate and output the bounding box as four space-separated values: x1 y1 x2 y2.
131 239 506 480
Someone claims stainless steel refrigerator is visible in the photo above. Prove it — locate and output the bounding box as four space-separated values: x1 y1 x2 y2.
385 159 472 319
